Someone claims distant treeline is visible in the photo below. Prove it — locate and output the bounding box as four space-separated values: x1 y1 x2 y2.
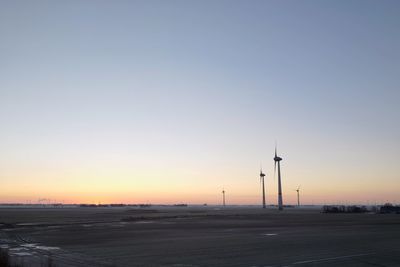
0 203 189 208
79 204 152 208
78 203 188 208
322 203 400 214
379 203 400 214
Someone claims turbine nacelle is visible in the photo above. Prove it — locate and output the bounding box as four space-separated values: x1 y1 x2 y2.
274 146 282 162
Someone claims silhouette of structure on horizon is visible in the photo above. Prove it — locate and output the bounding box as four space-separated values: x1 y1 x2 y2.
274 146 284 210
260 168 266 208
296 186 300 206
222 188 226 207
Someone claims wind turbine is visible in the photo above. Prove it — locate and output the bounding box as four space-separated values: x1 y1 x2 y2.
222 188 226 207
260 167 266 209
296 186 300 207
274 146 283 210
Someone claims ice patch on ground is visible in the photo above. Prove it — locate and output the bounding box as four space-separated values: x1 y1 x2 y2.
264 233 278 236
21 243 60 250
11 252 32 256
170 264 198 267
111 224 124 227
9 247 26 251
35 245 60 251
16 223 42 226
46 225 61 229
21 243 38 248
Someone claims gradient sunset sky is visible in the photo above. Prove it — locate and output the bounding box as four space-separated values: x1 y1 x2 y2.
1 0 399 205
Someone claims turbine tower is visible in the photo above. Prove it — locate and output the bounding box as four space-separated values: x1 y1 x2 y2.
260 168 266 209
296 186 300 207
222 188 226 207
274 146 283 210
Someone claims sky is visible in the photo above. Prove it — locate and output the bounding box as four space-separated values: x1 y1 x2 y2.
0 0 399 205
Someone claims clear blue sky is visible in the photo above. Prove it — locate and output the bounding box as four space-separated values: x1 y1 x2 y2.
1 0 399 204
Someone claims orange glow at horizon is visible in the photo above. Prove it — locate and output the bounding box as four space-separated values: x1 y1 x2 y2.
1 135 399 205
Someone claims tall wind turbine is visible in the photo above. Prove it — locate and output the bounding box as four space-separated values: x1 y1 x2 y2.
260 168 266 209
296 186 300 207
222 188 226 207
274 146 283 210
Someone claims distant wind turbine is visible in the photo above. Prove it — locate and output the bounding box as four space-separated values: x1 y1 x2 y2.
260 167 266 209
274 145 284 210
296 186 300 207
222 188 226 207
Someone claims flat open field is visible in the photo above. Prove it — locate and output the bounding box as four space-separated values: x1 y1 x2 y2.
1 206 400 266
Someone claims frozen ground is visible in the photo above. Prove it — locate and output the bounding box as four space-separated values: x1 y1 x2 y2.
1 206 400 266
